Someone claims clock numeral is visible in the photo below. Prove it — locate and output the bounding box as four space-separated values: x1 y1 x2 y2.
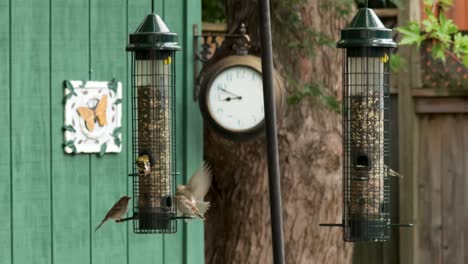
236 69 246 79
226 72 233 82
217 83 226 91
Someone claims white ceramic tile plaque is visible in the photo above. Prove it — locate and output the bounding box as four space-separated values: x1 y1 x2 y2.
63 80 122 154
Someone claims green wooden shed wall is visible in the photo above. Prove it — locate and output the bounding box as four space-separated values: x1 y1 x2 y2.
0 0 204 263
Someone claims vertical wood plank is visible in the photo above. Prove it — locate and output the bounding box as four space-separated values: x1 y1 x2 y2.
417 116 430 264
183 0 204 263
0 0 11 263
398 0 421 262
50 1 91 263
163 0 185 262
441 115 464 264
418 116 443 264
428 116 442 264
126 0 164 262
90 0 128 263
464 117 468 264
11 0 52 263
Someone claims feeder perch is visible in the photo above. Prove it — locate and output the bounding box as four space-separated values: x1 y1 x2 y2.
320 8 411 242
126 12 180 234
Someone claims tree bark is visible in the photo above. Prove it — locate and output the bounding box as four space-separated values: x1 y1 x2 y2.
204 1 353 263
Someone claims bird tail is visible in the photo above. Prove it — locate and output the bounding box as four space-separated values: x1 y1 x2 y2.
95 218 107 232
196 201 210 218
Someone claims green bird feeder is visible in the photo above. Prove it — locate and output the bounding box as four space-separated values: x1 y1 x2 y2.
320 8 409 242
126 12 180 234
339 8 396 242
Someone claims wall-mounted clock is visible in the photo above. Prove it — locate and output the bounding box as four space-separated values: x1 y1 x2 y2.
199 55 284 140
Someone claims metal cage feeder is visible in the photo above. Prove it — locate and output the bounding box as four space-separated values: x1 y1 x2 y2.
126 13 180 234
320 8 411 242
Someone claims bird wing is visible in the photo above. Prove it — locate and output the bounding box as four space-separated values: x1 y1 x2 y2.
187 161 212 200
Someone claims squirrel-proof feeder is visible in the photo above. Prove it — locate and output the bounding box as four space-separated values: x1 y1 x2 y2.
126 13 180 234
339 8 395 242
320 8 411 242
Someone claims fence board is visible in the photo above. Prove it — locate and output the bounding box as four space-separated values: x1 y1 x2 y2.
440 116 464 264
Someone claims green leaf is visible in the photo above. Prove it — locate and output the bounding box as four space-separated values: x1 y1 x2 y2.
439 0 454 10
65 140 74 147
62 93 74 104
63 125 76 133
70 144 77 154
303 84 322 97
397 22 424 46
431 42 447 62
438 13 458 35
322 95 341 113
112 126 122 137
423 0 434 6
286 92 304 105
390 54 407 73
108 78 118 93
114 136 121 147
80 81 88 88
99 143 107 156
63 140 77 153
65 80 78 96
454 33 468 57
463 55 468 68
422 14 438 33
113 98 122 105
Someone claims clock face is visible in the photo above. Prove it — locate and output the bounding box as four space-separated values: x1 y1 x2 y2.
207 66 264 132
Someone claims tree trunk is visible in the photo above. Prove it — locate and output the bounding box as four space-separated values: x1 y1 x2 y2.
204 1 353 263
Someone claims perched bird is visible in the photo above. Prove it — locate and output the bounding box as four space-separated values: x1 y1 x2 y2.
136 154 151 176
95 196 131 232
386 166 403 178
176 162 212 220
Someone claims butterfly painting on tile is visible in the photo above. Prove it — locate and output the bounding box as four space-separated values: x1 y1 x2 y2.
63 80 122 155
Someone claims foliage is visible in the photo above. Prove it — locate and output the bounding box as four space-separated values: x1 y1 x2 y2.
397 0 468 67
271 0 354 112
202 0 225 23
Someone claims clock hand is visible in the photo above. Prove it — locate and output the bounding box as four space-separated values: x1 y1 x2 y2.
223 96 242 102
219 87 242 98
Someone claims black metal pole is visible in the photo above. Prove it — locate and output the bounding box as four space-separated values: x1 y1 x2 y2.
258 1 285 264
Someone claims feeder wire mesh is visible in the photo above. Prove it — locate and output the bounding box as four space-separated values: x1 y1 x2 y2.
131 51 178 234
342 47 390 242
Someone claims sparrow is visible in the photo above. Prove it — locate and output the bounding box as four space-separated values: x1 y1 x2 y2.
136 154 151 176
176 162 212 220
95 196 131 231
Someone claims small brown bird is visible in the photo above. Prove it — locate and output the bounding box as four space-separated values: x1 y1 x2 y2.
95 196 131 231
176 162 212 220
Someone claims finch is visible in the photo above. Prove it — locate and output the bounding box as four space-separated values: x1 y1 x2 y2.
136 154 151 176
95 196 131 231
176 162 212 220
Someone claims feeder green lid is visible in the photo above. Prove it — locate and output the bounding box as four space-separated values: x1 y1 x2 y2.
126 14 181 51
337 8 397 48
